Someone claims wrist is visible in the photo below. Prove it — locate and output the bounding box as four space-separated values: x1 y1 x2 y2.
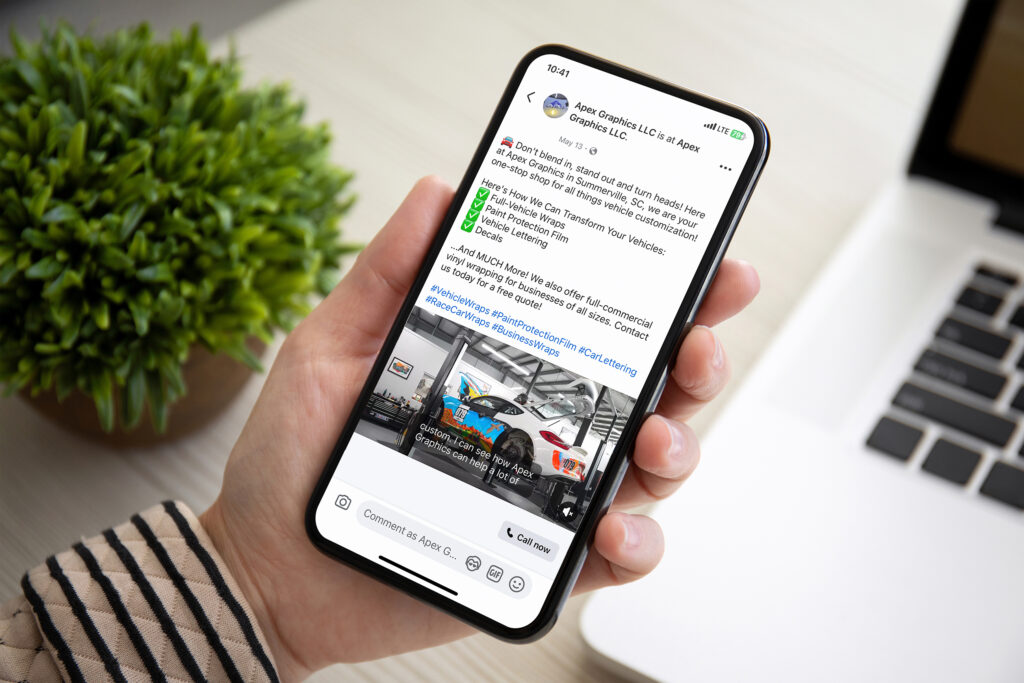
199 499 306 682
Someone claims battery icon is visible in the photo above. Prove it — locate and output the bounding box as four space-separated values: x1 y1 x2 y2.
730 129 746 140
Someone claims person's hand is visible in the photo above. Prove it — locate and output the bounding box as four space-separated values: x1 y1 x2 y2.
200 177 759 681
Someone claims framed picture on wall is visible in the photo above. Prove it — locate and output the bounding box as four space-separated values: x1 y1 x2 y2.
388 357 413 379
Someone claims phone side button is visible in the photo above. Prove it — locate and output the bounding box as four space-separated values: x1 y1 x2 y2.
603 455 631 505
645 370 669 414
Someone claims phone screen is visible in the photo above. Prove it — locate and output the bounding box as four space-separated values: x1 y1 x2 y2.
310 47 764 632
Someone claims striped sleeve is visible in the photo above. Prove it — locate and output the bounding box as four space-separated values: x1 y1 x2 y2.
8 501 279 682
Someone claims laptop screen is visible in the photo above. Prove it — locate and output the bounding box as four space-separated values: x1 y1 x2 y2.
949 0 1024 177
910 0 1024 217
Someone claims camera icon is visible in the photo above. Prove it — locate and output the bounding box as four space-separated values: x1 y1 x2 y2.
334 494 352 510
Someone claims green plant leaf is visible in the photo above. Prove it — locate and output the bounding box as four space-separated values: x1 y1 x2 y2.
160 362 186 398
22 228 57 250
119 202 146 241
92 370 115 432
59 316 80 347
121 364 145 429
55 367 74 401
91 300 110 330
41 204 80 224
96 246 133 271
66 121 87 174
107 143 151 186
127 298 150 336
0 260 18 286
145 370 167 433
41 268 75 297
207 196 232 231
70 69 90 117
27 186 53 220
0 21 357 433
13 58 44 94
136 263 173 282
25 257 62 279
225 342 264 372
110 84 142 107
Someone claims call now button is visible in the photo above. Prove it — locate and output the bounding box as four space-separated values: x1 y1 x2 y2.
499 521 559 561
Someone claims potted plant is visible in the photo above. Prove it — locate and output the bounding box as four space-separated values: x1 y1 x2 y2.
0 23 356 444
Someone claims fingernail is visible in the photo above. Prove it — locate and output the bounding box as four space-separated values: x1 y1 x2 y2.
663 417 684 463
711 332 725 369
621 517 641 549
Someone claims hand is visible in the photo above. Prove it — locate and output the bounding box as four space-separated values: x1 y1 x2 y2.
201 177 759 681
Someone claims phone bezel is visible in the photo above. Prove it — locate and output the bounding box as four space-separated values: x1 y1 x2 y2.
305 44 769 641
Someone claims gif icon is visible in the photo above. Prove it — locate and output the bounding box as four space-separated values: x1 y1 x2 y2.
334 494 352 510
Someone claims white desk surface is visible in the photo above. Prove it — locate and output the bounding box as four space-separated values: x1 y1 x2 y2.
0 0 963 679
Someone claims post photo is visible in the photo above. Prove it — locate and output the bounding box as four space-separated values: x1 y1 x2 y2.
356 306 637 530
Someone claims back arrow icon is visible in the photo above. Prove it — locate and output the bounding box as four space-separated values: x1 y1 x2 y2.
527 92 535 102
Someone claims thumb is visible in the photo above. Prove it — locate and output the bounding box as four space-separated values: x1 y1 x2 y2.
304 175 454 356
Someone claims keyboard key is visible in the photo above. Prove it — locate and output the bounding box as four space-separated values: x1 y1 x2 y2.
892 382 1016 447
974 264 1018 286
921 439 981 485
1013 387 1024 414
935 317 1011 360
866 417 922 460
914 350 1006 399
1010 305 1024 331
956 286 1002 316
980 462 1024 510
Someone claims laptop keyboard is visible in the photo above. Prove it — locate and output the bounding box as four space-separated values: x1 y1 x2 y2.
867 263 1024 510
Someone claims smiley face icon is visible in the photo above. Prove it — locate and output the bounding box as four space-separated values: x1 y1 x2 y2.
508 576 525 593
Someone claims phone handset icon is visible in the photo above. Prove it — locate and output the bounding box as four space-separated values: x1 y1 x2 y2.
506 527 514 538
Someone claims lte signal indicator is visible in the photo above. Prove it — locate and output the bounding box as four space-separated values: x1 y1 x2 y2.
704 121 747 141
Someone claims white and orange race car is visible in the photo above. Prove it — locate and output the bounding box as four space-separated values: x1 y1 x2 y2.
434 389 596 485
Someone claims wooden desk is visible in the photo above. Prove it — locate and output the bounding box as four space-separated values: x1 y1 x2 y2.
0 0 963 679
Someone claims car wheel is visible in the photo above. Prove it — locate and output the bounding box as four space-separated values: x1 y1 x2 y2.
493 431 536 495
567 479 587 501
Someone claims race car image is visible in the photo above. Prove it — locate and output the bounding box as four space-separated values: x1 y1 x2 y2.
396 377 596 481
368 307 636 527
436 388 595 484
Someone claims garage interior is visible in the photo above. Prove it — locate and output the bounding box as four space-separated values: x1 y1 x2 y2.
357 307 637 527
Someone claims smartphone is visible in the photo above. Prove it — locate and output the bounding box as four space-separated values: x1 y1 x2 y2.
307 44 768 640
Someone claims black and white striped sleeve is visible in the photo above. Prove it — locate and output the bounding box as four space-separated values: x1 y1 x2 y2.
4 501 279 682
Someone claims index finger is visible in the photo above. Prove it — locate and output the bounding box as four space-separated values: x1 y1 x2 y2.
693 258 760 328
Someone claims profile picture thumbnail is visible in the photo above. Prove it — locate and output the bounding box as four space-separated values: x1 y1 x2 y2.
543 93 569 118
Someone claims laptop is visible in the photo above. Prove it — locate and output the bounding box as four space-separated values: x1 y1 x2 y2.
581 1 1024 680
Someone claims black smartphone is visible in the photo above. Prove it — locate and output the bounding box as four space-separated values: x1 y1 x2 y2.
306 44 768 640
